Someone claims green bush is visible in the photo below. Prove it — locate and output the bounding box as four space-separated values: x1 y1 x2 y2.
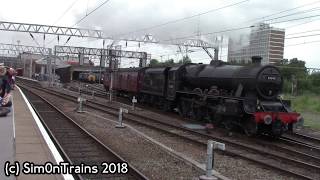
285 94 320 130
290 93 320 113
282 79 291 94
283 78 320 95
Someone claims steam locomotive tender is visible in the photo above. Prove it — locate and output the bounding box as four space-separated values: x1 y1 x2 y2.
103 56 302 136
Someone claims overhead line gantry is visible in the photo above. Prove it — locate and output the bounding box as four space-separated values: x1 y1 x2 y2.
0 42 51 55
0 20 218 50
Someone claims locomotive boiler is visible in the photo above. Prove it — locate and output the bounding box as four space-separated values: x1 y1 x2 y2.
181 56 282 100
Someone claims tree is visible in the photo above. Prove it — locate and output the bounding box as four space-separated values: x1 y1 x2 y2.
149 59 159 67
278 58 307 80
149 57 192 67
279 58 289 65
277 58 320 95
310 72 320 87
178 55 192 64
163 59 175 66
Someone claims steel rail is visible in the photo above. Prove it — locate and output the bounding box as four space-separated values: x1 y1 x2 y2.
17 80 318 180
20 85 148 180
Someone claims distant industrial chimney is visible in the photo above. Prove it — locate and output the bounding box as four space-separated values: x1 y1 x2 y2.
251 56 262 64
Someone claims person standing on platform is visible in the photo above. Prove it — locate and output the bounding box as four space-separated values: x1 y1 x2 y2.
0 66 12 115
7 67 15 90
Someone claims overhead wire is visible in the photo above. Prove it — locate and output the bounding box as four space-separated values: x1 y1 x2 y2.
270 14 320 25
2 0 307 53
28 33 46 56
155 5 320 44
46 0 81 46
286 29 320 36
72 0 112 27
47 0 112 46
112 0 320 45
162 25 253 42
72 1 320 43
265 7 320 23
285 40 320 47
118 1 320 65
185 0 320 40
113 0 251 37
112 12 320 62
239 0 320 24
190 2 320 46
29 33 41 47
284 17 320 29
38 0 320 64
53 0 80 25
286 33 320 39
70 0 315 47
61 0 112 46
48 0 320 50
159 13 320 43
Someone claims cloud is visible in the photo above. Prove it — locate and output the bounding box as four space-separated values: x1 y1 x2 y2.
73 0 307 64
74 0 296 40
0 0 319 67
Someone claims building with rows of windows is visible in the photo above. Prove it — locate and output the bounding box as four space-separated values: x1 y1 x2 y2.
228 23 285 65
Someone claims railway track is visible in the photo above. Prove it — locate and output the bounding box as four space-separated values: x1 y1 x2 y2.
17 79 320 180
282 132 320 148
68 81 107 97
65 81 320 156
20 85 148 180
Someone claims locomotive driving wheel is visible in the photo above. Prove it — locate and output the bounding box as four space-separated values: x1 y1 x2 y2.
191 103 205 121
161 100 171 112
178 100 189 117
243 117 257 136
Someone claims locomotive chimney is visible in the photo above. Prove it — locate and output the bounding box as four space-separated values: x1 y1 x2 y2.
251 56 262 64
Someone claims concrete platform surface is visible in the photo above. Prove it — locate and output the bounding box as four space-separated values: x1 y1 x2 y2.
0 101 14 180
0 88 65 180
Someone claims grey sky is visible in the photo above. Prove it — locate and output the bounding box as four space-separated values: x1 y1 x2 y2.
0 0 319 67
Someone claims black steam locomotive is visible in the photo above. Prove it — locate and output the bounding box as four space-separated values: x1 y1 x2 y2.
104 56 301 136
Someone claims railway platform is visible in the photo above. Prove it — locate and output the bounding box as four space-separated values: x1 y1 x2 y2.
0 86 65 180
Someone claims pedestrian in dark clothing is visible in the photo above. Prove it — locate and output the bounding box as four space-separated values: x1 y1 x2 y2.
0 66 12 107
7 67 15 90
